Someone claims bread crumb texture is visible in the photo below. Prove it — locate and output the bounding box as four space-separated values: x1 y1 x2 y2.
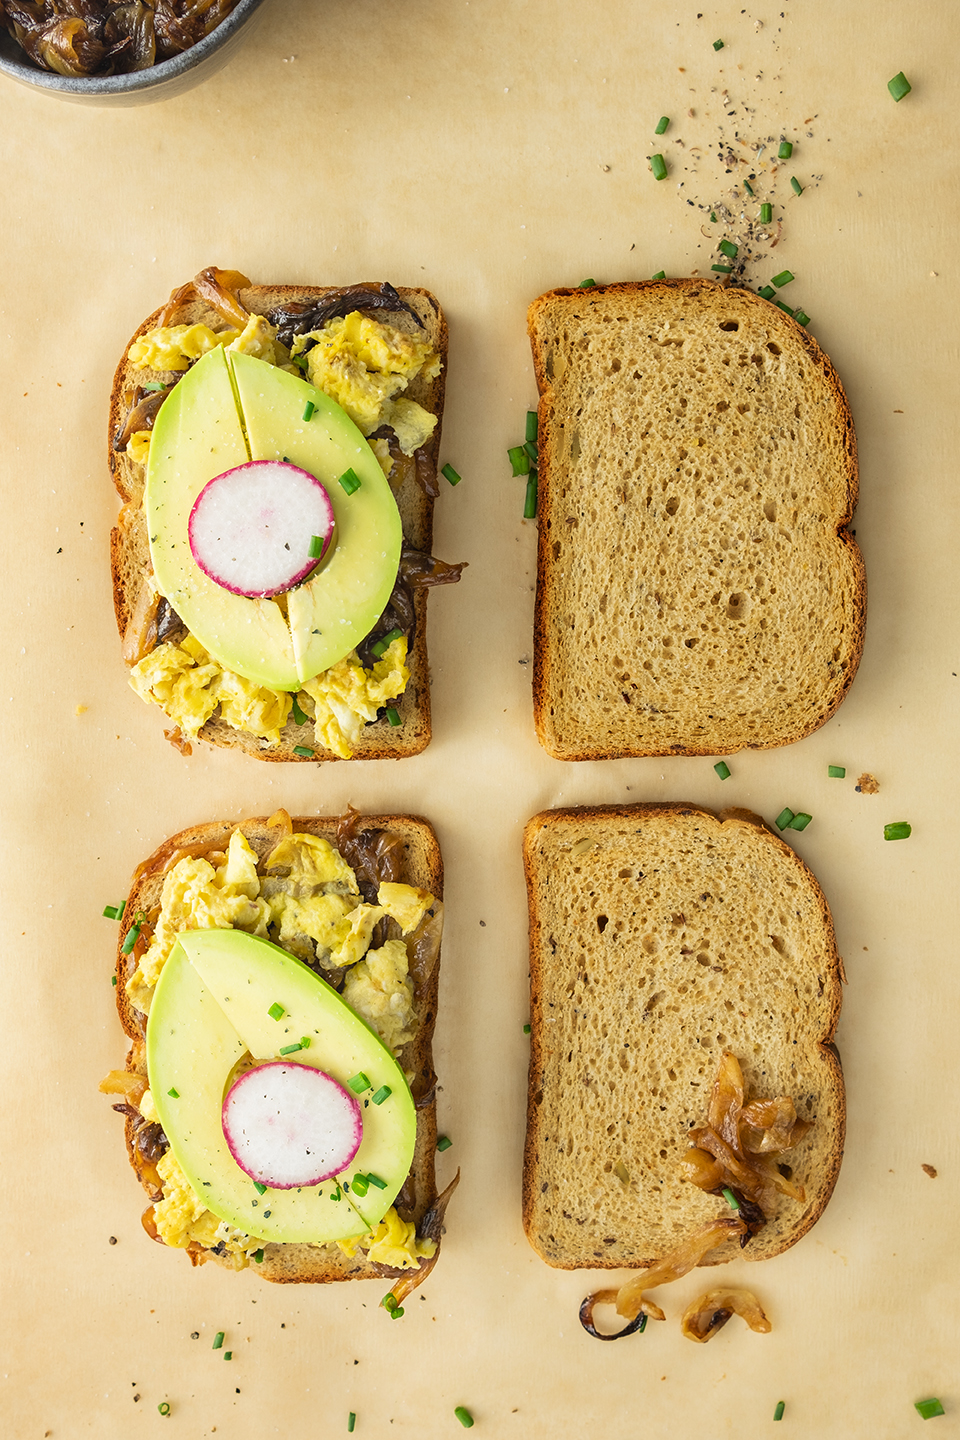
522 805 844 1269
529 282 864 759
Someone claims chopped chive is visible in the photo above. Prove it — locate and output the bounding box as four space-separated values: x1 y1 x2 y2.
253 1181 268 1195
120 922 141 955
794 309 811 327
454 1408 475 1429
371 1085 392 1105
790 176 803 195
721 1186 740 1210
141 381 166 393
224 1352 233 1361
775 807 795 830
293 745 315 757
888 72 912 102
158 1402 171 1416
525 410 538 444
789 812 813 831
308 534 324 559
290 692 308 725
279 1042 303 1055
772 269 794 288
711 264 733 274
578 278 596 288
523 1022 531 1034
655 115 670 135
212 1332 225 1349
714 761 731 780
778 140 793 159
348 1415 357 1433
385 706 402 727
370 627 403 658
338 467 361 495
638 1314 648 1332
441 462 462 486
390 1306 404 1319
828 765 846 778
718 239 738 259
302 400 315 422
167 1087 180 1098
650 154 667 181
884 821 912 841
254 1249 264 1262
103 901 125 921
268 1002 285 1021
710 211 717 222
508 444 530 476
712 38 724 50
111 974 117 986
743 179 754 196
437 1135 453 1151
366 1172 388 1190
523 440 538 463
774 1400 786 1421
300 1036 310 1047
348 1072 371 1094
915 1399 945 1420
758 285 776 300
775 301 795 315
651 270 666 280
760 202 772 224
382 1291 398 1311
523 471 538 519
351 1174 369 1196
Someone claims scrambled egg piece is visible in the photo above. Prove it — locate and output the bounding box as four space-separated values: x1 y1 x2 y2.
129 635 292 745
128 323 237 372
301 638 409 759
378 882 434 935
264 832 359 892
127 430 152 465
338 1205 436 1269
153 1149 263 1266
341 938 417 1055
377 396 437 456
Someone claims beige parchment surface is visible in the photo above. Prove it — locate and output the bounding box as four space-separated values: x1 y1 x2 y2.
1 1 958 1436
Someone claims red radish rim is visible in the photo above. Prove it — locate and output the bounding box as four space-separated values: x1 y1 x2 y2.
221 1060 362 1190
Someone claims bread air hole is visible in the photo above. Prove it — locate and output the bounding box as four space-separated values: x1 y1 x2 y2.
719 320 739 332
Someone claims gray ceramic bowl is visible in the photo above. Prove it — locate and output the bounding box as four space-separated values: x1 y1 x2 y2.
0 0 269 105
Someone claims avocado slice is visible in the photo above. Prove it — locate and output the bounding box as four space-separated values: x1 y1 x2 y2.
147 929 417 1245
144 348 403 691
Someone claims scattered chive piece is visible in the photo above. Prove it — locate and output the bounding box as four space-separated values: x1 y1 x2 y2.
279 1042 303 1055
523 471 538 519
710 211 717 222
794 310 811 327
385 706 402 727
526 410 538 443
302 400 315 422
437 1135 453 1151
775 807 795 831
778 140 793 159
651 270 666 280
366 1172 388 1190
111 974 117 986
212 1332 225 1350
789 812 813 831
888 72 912 102
790 176 803 195
454 1408 475 1429
650 154 667 181
382 1291 398 1310
775 301 795 316
884 821 912 841
578 278 596 288
508 444 530 477
141 381 166 393
828 765 846 778
721 1186 740 1210
268 1002 285 1021
167 1087 180 1098
441 462 462 486
523 440 538 464
711 265 733 274
760 202 772 224
338 467 361 495
290 692 308 725
348 1415 357 1433
390 1306 404 1319
915 1399 945 1420
743 179 754 197
348 1072 371 1094
772 269 794 288
371 1085 392 1105
293 745 315 757
714 761 731 780
638 1314 648 1333
774 1400 786 1422
758 285 776 300
158 1402 171 1416
718 239 738 259
371 627 403 658
655 115 670 135
254 1249 263 1262
300 1036 311 1048
523 1023 532 1035
254 1181 268 1195
120 922 141 955
712 38 724 50
308 534 324 559
224 1352 233 1361
102 902 125 920
351 1174 369 1196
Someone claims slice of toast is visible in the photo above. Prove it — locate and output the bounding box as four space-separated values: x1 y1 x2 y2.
522 803 844 1269
527 280 865 759
110 278 448 761
110 811 446 1284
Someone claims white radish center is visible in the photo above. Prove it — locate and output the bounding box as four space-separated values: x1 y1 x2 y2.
188 460 336 598
221 1061 362 1189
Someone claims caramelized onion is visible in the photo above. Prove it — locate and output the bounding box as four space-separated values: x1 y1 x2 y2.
680 1287 771 1343
609 1216 748 1323
268 283 425 350
375 1170 460 1305
406 901 444 994
157 266 252 330
336 806 406 899
114 386 168 452
579 1291 648 1341
121 580 160 666
99 1069 147 1106
356 547 466 668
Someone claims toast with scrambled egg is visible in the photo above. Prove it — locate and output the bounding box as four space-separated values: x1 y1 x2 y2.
110 269 462 761
102 809 456 1289
522 803 845 1271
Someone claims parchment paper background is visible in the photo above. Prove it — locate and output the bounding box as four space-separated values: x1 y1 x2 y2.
1 1 958 1435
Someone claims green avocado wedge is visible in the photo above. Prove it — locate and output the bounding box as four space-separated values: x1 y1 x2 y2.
146 930 417 1245
144 347 402 691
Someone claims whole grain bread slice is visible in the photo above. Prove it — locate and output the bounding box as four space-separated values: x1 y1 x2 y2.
522 803 844 1269
112 811 446 1284
110 279 448 761
527 280 865 759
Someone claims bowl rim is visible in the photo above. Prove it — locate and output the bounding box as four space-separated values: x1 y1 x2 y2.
0 0 267 94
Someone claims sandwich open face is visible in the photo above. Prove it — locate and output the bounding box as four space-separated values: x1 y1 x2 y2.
101 809 456 1296
522 804 844 1280
527 280 865 760
110 269 463 761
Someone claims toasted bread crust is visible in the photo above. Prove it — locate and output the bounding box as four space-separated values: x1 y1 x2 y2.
522 803 845 1270
113 812 444 1284
527 280 866 760
110 281 448 761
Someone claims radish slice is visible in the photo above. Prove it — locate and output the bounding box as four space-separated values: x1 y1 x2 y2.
188 460 336 598
221 1062 362 1189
